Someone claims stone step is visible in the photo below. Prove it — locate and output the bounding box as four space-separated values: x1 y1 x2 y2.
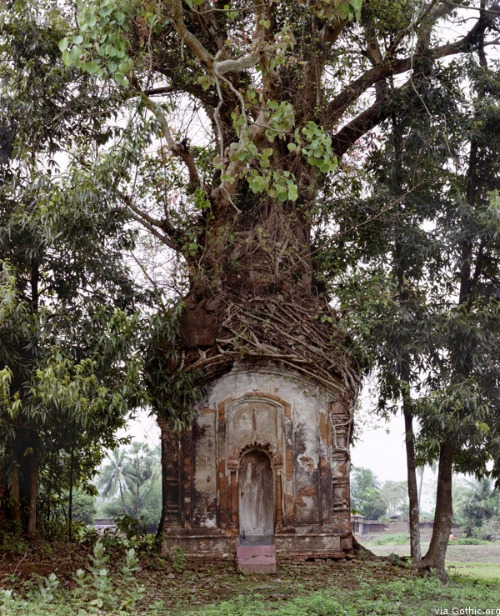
236 544 277 574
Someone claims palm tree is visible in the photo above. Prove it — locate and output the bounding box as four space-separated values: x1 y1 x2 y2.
98 443 162 523
98 448 133 515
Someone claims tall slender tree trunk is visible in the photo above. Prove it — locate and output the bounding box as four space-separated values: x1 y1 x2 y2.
403 402 421 563
10 447 21 532
68 443 75 541
119 481 128 514
421 441 454 578
26 450 38 537
391 110 422 563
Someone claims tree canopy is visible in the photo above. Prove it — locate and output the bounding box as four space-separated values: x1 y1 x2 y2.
0 0 498 577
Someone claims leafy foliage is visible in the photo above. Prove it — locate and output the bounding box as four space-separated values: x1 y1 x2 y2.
97 442 161 533
455 478 500 539
350 467 388 520
0 2 148 535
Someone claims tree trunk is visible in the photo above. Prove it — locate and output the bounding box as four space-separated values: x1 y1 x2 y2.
403 403 421 563
68 443 74 541
26 450 38 537
421 441 454 579
391 109 421 562
10 448 22 533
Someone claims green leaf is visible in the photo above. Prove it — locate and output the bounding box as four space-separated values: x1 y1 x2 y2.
113 73 129 87
83 61 101 75
350 0 363 20
58 37 69 52
288 183 298 201
98 5 114 17
337 3 350 20
248 174 268 194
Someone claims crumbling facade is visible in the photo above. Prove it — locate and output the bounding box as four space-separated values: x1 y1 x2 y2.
158 359 354 563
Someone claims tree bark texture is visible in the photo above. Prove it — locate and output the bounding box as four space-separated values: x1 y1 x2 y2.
403 404 421 563
422 441 454 577
26 450 38 537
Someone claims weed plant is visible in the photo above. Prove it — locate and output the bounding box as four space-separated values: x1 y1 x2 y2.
370 533 409 545
0 540 145 615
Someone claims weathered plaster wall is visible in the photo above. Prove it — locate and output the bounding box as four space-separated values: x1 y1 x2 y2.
160 361 353 561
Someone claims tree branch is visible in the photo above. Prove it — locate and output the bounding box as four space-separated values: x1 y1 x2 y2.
116 190 181 252
323 2 500 131
170 0 265 76
142 85 176 96
171 0 215 71
139 93 201 191
330 79 411 157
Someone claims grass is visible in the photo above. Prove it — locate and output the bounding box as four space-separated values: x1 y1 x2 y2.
448 561 500 582
369 533 409 546
1 538 500 615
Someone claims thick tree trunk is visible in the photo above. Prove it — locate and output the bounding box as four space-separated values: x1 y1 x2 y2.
403 403 421 563
26 451 38 537
421 441 454 579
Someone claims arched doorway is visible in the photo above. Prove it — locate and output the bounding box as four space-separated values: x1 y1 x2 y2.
238 449 274 544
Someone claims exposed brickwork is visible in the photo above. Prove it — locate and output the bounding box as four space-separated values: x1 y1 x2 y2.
159 362 355 564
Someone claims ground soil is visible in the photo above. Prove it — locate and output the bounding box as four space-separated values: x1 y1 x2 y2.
1 538 499 614
0 539 430 612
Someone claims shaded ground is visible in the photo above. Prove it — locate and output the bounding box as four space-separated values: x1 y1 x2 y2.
1 538 499 615
0 539 421 611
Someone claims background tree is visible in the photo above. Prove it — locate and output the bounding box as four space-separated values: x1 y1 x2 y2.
350 467 388 520
381 480 408 518
0 1 147 536
97 442 161 533
455 478 500 539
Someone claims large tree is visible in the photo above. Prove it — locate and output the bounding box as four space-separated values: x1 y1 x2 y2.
4 0 500 564
32 0 500 567
331 31 500 575
0 1 146 536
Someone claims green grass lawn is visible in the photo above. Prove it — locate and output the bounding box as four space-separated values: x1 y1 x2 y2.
448 561 500 581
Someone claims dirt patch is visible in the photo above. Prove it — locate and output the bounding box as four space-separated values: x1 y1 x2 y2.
1 538 498 615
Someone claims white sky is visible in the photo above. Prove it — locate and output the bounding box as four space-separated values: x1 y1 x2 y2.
351 415 408 482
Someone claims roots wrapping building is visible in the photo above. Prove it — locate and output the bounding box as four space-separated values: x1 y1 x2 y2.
156 300 358 569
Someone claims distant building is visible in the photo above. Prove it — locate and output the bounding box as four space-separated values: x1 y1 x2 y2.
93 518 118 533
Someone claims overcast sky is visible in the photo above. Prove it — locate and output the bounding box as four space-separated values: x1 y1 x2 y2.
351 416 408 482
